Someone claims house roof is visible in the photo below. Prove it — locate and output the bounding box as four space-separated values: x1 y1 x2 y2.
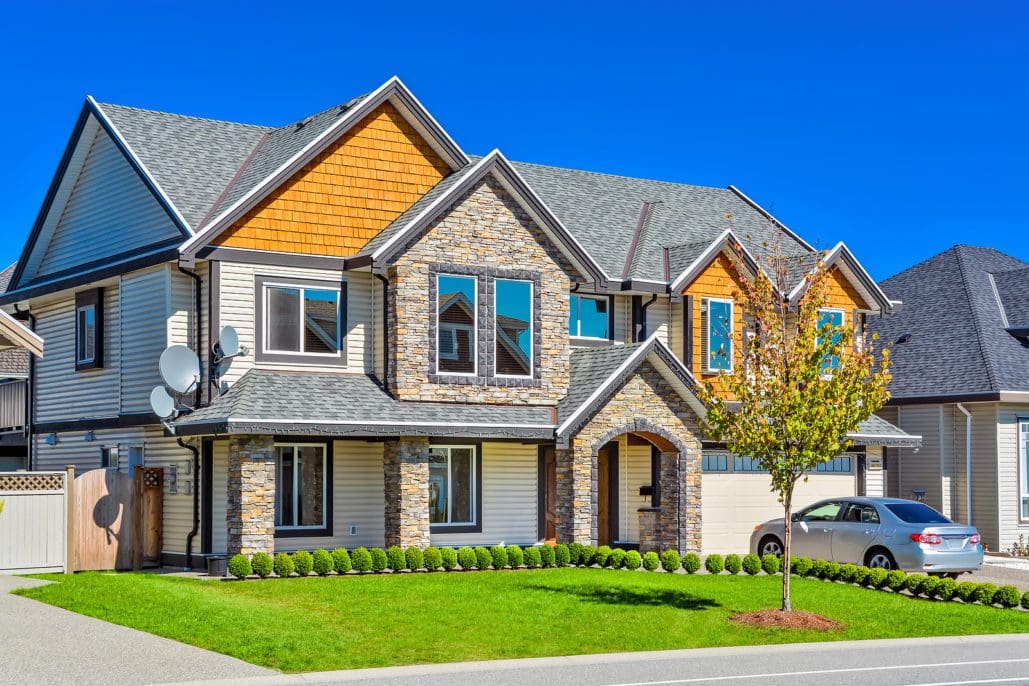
868 245 1029 400
849 414 921 448
0 262 35 371
173 369 555 439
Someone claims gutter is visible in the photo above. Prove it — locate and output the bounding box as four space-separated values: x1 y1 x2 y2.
956 403 973 526
177 438 201 570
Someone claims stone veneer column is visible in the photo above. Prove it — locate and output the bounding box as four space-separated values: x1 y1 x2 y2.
646 447 703 554
227 434 276 556
555 443 594 545
383 437 431 548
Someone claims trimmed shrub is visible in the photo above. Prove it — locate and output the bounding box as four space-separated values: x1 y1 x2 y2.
595 545 613 567
475 546 493 570
386 545 406 572
705 554 725 575
457 547 477 570
273 552 295 578
567 543 583 565
681 552 701 574
761 554 781 576
935 577 958 601
742 554 762 576
955 581 978 602
868 567 889 589
553 544 569 567
921 576 941 599
1022 590 1029 610
251 552 273 579
440 547 459 571
351 547 373 573
580 545 596 566
974 582 998 606
405 547 424 571
823 561 841 581
227 554 252 579
609 548 626 569
424 547 443 571
541 545 557 568
312 549 334 576
852 566 871 586
661 550 681 573
369 548 388 573
507 545 524 568
994 585 1020 608
811 559 829 579
790 556 812 577
905 573 928 596
331 548 352 574
725 554 742 575
624 550 643 570
885 569 908 592
642 551 661 571
838 564 858 583
490 545 508 570
293 550 314 576
524 547 542 568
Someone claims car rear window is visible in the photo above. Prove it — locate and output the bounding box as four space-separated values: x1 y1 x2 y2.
884 503 951 524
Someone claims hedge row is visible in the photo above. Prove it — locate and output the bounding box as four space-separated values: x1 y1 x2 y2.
225 548 1029 610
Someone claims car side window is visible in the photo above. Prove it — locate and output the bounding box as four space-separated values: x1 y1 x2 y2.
801 501 843 522
842 503 880 524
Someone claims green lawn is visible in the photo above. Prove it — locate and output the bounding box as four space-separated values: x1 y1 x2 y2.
17 569 1029 673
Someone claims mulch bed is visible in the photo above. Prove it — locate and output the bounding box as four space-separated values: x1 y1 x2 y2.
730 609 844 631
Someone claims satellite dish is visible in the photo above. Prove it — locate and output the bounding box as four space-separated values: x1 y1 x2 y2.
149 386 177 419
159 345 200 394
218 325 240 358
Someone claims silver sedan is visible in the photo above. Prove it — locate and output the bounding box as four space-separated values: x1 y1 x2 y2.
749 497 983 574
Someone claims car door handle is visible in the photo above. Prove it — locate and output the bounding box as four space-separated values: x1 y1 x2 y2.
863 530 874 535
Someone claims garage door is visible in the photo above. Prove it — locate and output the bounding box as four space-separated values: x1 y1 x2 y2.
701 454 858 554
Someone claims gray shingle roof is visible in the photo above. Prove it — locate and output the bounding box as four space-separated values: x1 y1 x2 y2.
0 263 16 293
993 266 1029 328
850 414 920 447
558 342 648 424
0 262 29 377
174 370 555 439
868 245 1029 398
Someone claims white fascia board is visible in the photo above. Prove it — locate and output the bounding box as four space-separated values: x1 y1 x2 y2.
387 76 470 168
646 341 707 419
0 309 44 357
791 242 893 314
847 432 923 440
727 185 816 252
88 96 194 236
220 418 556 429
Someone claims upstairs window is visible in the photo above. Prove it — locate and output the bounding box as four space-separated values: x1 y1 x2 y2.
437 275 477 375
494 279 533 377
817 308 845 372
569 294 610 339
257 277 345 365
75 288 104 371
702 298 733 372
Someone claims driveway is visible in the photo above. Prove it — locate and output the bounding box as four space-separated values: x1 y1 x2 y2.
0 575 273 686
966 555 1029 589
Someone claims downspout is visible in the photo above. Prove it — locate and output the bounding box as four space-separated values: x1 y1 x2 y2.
956 403 973 526
176 264 203 409
14 305 34 470
178 438 201 570
374 273 390 391
634 294 657 342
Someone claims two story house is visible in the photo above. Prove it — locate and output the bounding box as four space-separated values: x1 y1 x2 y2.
0 78 917 567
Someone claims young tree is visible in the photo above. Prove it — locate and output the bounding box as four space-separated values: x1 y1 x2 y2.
698 235 892 612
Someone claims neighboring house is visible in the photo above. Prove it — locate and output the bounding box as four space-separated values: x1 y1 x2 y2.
0 77 917 566
869 245 1029 552
0 263 36 470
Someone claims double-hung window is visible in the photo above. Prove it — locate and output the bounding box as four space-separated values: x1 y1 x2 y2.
258 277 344 364
494 279 533 377
1020 419 1029 520
428 445 479 531
74 288 104 370
568 294 610 339
275 443 328 533
437 275 477 375
702 298 733 372
817 308 845 372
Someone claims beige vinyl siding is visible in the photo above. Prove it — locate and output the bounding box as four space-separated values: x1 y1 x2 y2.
373 275 385 381
211 441 228 555
31 125 181 280
894 405 944 508
646 298 671 346
613 295 631 343
619 439 652 543
431 442 538 547
669 297 685 362
877 407 903 498
997 403 1029 551
33 286 121 423
940 405 956 519
970 403 1000 549
864 446 885 497
119 267 169 414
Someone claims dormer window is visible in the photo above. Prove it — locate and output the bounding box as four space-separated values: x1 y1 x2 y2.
256 276 345 365
702 297 733 373
437 274 477 375
569 294 610 340
75 288 104 371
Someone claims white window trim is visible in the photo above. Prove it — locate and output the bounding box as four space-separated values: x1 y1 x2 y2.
274 442 328 531
1019 418 1029 522
569 293 610 340
436 274 478 377
429 444 477 528
704 297 734 373
494 279 534 379
75 304 96 365
262 281 343 359
816 307 846 377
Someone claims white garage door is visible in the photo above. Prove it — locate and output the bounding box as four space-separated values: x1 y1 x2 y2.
701 453 858 555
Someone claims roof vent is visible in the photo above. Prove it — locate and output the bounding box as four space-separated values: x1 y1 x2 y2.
896 333 912 344
295 117 312 130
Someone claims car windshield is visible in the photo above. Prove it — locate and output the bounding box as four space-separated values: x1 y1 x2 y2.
883 502 951 524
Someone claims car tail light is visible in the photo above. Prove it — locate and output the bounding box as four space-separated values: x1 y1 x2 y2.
910 533 942 545
969 533 981 545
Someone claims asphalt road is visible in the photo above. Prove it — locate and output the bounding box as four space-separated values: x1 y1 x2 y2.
159 634 1029 686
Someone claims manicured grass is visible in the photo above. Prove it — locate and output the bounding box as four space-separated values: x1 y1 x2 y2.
18 568 1029 672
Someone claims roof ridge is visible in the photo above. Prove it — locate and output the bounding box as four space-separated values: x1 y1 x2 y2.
954 246 1000 391
509 158 730 194
96 102 272 130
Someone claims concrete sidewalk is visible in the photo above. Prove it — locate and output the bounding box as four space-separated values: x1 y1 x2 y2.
0 575 273 686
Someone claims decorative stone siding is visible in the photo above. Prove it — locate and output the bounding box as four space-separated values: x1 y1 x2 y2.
383 437 431 548
560 361 702 551
388 176 582 404
227 435 276 556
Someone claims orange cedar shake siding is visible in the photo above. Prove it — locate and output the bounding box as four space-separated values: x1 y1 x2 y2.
214 102 451 257
683 255 871 399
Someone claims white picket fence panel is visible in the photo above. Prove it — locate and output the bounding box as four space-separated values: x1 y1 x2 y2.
0 471 67 574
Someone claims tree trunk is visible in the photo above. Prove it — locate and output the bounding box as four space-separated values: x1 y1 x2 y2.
782 490 794 612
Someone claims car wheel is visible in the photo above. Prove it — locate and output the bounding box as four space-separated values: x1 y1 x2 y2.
759 536 783 557
865 548 896 570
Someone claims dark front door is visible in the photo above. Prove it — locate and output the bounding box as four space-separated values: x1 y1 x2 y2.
597 442 619 546
540 447 557 544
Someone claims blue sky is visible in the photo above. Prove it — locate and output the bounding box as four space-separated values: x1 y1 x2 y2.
0 2 1026 280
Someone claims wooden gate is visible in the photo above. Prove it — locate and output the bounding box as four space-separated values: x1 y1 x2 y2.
72 467 162 571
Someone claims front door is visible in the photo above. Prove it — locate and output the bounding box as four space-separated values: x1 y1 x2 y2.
597 442 619 546
541 448 557 544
